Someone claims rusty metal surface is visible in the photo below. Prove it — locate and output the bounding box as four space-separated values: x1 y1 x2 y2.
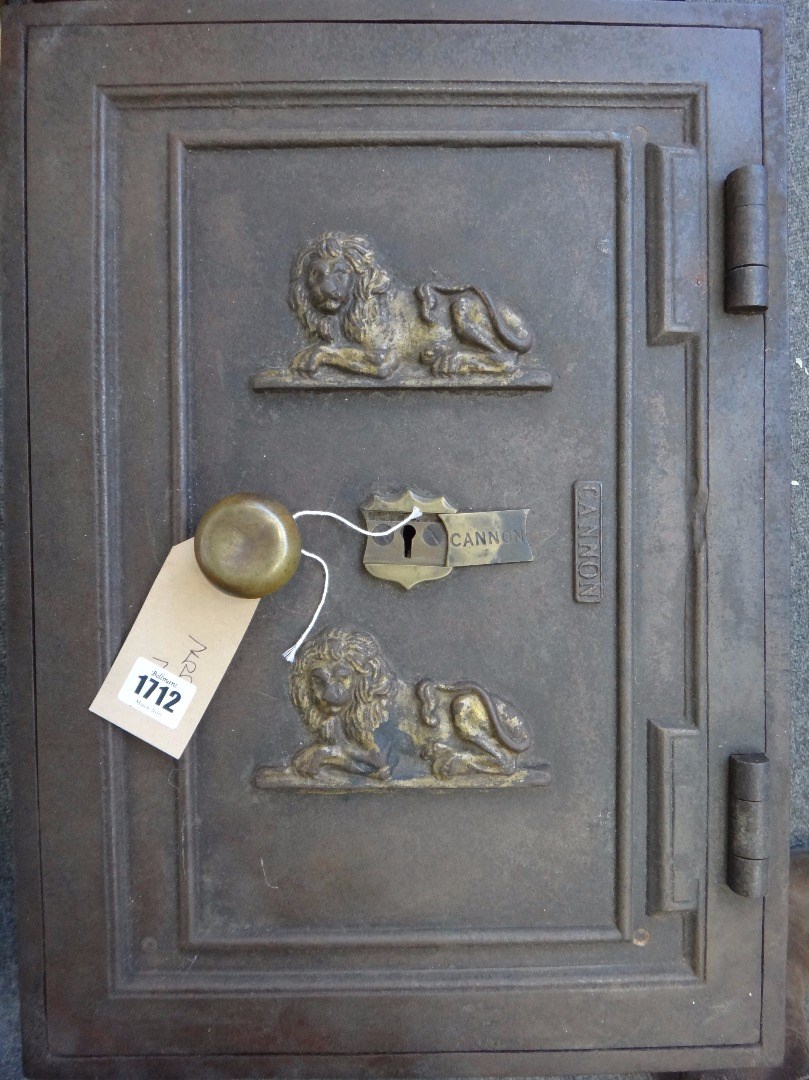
0 1 790 1077
677 850 809 1080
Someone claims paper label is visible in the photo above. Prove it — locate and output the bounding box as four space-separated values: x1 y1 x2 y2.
117 658 197 729
90 539 260 757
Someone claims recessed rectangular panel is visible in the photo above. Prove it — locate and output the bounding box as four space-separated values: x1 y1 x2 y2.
181 133 622 947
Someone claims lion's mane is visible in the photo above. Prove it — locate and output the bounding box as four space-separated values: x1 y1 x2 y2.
289 628 394 751
289 232 392 348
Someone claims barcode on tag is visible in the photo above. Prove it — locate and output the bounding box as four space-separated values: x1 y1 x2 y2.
117 657 197 730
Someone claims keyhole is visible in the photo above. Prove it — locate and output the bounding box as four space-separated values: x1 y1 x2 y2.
402 523 416 559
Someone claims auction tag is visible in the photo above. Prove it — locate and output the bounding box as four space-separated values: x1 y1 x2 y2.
117 658 197 729
90 539 260 757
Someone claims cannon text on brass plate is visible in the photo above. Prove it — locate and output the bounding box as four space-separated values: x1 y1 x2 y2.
254 627 551 792
252 232 553 390
361 489 533 590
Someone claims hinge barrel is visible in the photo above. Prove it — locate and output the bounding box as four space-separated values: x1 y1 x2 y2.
724 165 769 314
727 752 770 898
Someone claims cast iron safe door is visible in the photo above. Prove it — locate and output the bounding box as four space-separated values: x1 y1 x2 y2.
4 1 789 1076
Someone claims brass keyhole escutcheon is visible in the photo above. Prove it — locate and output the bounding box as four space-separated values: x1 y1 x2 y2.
361 489 533 590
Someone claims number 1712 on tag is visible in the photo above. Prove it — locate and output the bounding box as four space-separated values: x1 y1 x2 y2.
117 658 197 730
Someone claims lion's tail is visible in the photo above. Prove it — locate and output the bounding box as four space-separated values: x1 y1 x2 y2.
417 283 533 354
470 288 534 354
421 681 532 752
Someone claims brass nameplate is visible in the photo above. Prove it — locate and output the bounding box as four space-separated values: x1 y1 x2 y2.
442 510 532 567
361 490 533 589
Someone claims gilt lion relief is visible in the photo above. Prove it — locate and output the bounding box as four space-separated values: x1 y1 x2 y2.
253 627 551 791
252 232 553 390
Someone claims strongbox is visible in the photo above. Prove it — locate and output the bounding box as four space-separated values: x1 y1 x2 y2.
3 0 790 1076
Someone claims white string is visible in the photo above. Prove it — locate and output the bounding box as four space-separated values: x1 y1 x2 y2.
281 507 422 663
282 549 329 664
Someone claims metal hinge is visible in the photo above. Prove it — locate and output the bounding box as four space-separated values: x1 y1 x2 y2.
727 752 770 898
724 165 769 314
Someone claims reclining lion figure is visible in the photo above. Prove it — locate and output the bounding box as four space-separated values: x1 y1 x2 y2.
284 627 534 783
288 231 534 380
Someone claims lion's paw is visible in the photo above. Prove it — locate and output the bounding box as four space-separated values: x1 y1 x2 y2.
291 346 323 376
370 352 399 379
427 745 466 779
292 744 333 778
421 347 460 377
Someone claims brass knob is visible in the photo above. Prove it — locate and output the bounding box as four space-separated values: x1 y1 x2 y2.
194 493 301 599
